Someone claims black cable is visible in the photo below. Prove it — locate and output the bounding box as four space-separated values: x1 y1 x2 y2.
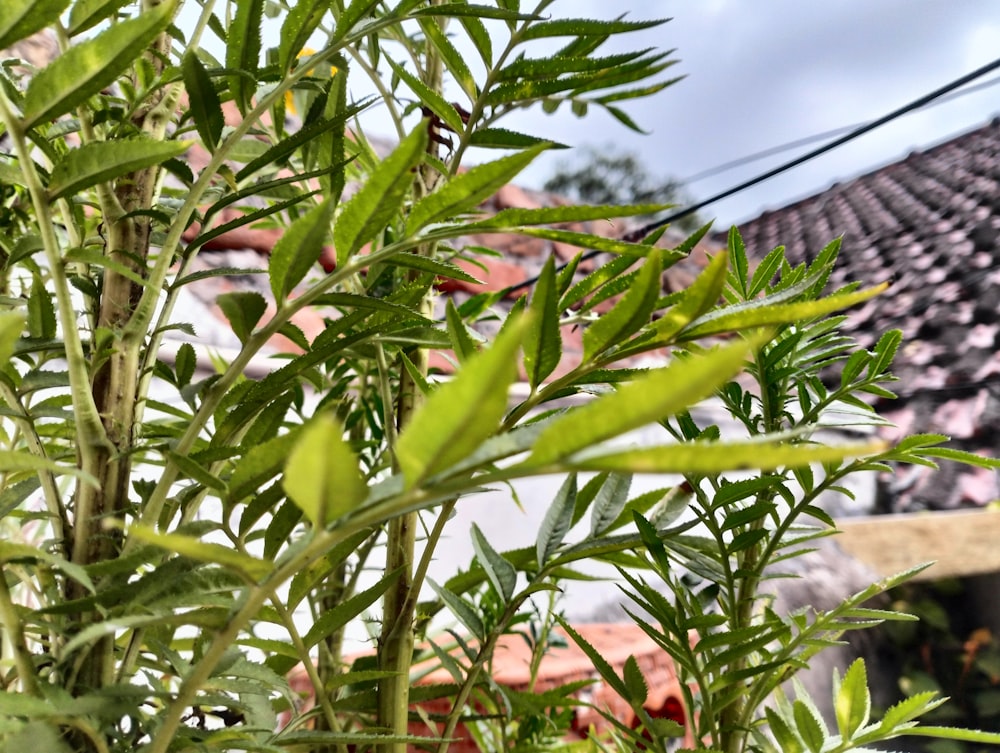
682 74 1000 185
503 55 1000 296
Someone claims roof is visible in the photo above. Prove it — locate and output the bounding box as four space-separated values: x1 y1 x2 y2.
723 117 1000 511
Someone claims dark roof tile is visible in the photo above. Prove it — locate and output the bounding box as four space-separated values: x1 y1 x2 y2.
722 118 1000 511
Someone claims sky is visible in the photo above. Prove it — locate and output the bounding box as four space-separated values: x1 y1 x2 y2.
494 0 1000 226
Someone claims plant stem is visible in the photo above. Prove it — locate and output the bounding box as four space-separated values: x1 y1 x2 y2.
376 8 444 749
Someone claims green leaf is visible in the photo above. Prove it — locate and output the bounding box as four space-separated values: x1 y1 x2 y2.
590 473 631 537
0 0 71 50
22 1 176 128
395 315 527 488
469 127 566 150
48 138 192 200
429 579 485 640
419 16 476 100
217 291 267 345
383 253 481 284
127 526 271 580
582 251 661 360
520 17 666 41
283 414 367 527
0 451 98 487
529 337 756 467
227 431 300 503
27 273 56 340
556 616 629 697
445 299 478 362
0 542 95 593
651 250 728 343
523 255 561 388
765 707 805 753
63 247 148 288
269 199 334 301
174 342 196 387
536 473 576 567
464 204 672 230
569 439 884 475
226 0 264 114
182 51 224 151
682 283 890 339
793 698 827 753
278 0 328 73
235 100 369 181
386 56 464 133
471 524 516 602
333 124 427 264
407 144 547 233
303 569 399 649
622 655 648 704
67 0 130 35
835 659 871 739
166 451 226 492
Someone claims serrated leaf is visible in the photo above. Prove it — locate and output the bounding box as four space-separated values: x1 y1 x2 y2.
765 707 805 753
0 0 71 50
67 0 130 35
0 542 94 593
174 342 196 387
182 51 224 151
283 414 367 527
235 101 369 181
226 0 264 114
27 273 56 340
166 451 226 492
22 1 176 128
49 138 192 200
570 440 884 475
652 250 729 342
395 315 526 488
127 526 270 580
471 524 516 602
419 16 476 100
469 127 566 150
269 199 334 301
278 0 328 73
303 569 399 649
0 450 98 487
835 658 871 739
386 56 463 133
583 251 661 360
556 616 629 697
429 579 484 640
793 698 827 753
217 291 267 345
227 431 300 503
590 473 631 537
333 124 427 264
529 337 756 467
408 144 547 233
536 473 576 567
622 655 648 704
445 299 478 362
523 255 561 388
682 283 890 340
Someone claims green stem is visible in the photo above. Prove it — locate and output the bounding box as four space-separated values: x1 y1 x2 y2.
0 574 41 697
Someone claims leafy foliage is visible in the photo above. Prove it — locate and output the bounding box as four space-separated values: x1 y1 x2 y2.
0 3 997 753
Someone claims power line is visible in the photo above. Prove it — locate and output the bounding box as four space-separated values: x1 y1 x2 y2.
503 55 1000 296
682 74 1000 185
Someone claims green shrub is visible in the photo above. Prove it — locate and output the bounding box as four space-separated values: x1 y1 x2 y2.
0 2 998 753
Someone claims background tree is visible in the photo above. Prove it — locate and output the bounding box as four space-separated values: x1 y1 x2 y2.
543 144 703 232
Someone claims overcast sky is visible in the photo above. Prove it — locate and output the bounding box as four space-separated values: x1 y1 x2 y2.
498 0 1000 226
